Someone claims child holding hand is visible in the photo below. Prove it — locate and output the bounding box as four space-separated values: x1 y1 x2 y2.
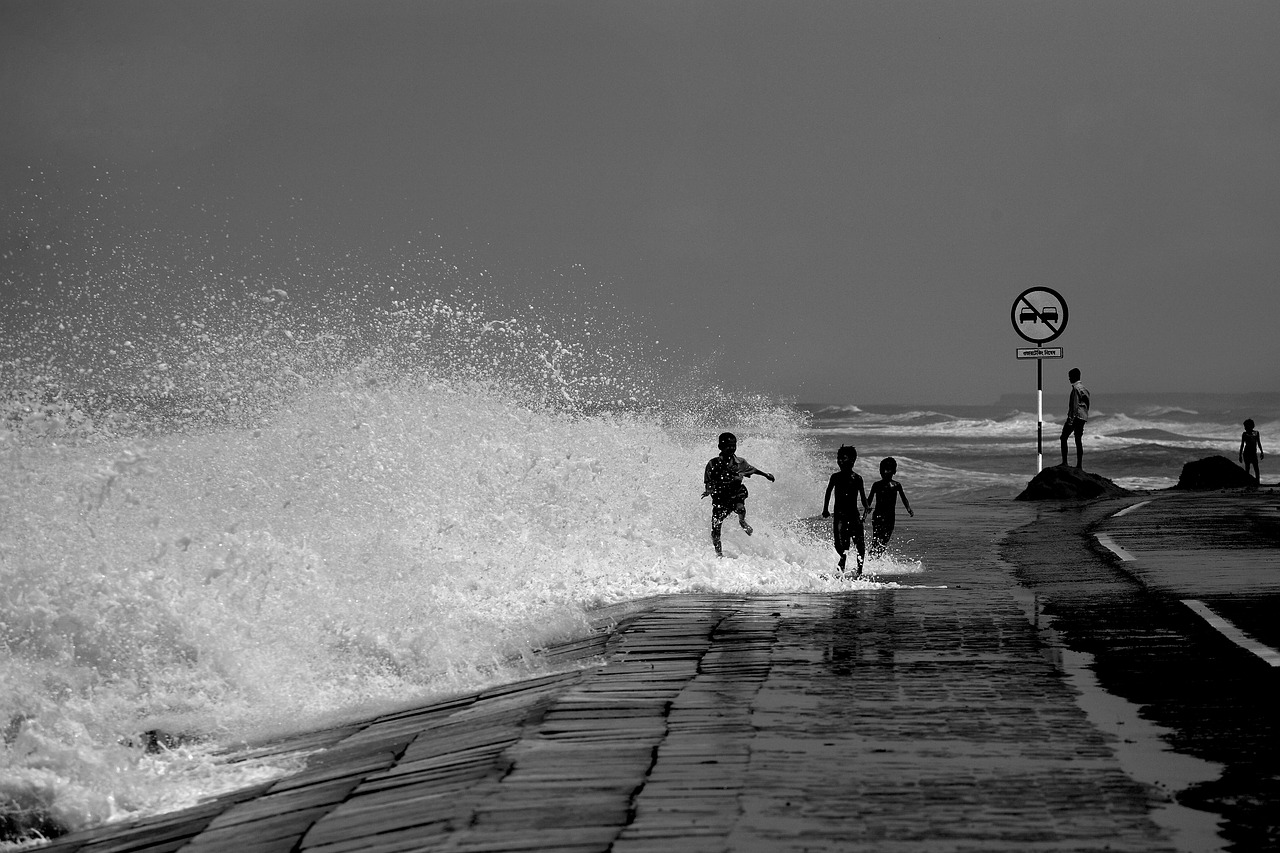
865 457 913 558
822 445 869 576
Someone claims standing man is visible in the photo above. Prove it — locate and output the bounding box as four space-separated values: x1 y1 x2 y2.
1060 367 1090 469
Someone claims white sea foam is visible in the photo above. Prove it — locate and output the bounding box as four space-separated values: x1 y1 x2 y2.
2 280 912 844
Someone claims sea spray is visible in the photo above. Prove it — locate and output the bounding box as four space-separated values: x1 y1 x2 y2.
1 218 873 843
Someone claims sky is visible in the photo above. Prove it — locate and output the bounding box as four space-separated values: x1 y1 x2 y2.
2 0 1279 405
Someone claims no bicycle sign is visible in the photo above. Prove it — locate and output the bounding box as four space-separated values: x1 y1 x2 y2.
1010 287 1068 344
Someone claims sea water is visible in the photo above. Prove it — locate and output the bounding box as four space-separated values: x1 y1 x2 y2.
1 206 933 844
4 194 1276 845
804 393 1280 495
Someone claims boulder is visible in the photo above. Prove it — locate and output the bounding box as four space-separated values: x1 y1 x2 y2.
1015 465 1134 501
1173 455 1255 490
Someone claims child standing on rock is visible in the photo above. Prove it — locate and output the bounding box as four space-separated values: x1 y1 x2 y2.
822 445 869 576
865 457 913 559
1240 419 1265 487
703 432 775 557
1060 367 1090 469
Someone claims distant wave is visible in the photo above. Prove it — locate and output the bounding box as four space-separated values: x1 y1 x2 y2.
802 400 1264 444
1107 428 1200 442
1092 412 1234 441
1133 405 1200 417
805 403 863 417
807 410 1040 438
863 410 959 425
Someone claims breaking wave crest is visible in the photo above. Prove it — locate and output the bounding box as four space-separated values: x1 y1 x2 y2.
0 214 888 844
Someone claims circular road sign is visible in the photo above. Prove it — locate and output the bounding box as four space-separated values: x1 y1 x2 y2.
1010 287 1068 344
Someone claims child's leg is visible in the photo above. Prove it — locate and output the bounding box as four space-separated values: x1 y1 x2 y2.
870 516 893 557
852 521 866 572
736 501 752 535
833 518 848 570
711 504 732 555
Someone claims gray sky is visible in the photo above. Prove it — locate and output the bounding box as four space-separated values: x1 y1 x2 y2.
3 0 1279 404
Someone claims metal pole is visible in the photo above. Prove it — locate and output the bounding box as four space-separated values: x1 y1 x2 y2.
1036 357 1043 472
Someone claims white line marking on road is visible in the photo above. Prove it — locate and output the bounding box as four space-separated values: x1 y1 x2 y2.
1095 534 1136 561
1112 500 1152 518
1182 599 1280 667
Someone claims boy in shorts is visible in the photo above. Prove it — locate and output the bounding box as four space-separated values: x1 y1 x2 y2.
703 432 775 556
1240 418 1265 487
822 445 869 575
865 457 913 558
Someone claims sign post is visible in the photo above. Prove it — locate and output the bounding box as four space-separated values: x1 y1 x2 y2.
1010 288 1068 472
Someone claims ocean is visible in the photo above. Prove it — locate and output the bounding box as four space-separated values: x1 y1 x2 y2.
3 233 1277 844
804 392 1280 497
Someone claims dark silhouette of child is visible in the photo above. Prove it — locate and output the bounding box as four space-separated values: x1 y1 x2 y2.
703 432 774 556
1240 418 1265 487
822 444 869 575
864 457 913 558
1060 367 1090 468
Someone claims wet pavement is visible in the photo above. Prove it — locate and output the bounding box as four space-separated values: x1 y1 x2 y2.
33 488 1280 853
1005 488 1280 853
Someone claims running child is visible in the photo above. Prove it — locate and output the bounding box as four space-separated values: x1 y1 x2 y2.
702 432 775 557
1240 419 1265 487
822 445 869 575
864 457 913 558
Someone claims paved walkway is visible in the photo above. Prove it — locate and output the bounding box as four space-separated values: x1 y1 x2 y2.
1091 489 1280 654
1006 487 1280 852
38 500 1204 853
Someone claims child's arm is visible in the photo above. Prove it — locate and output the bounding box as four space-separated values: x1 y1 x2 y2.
898 482 913 517
1260 433 1266 459
1241 433 1247 461
740 460 775 482
862 482 878 520
822 475 835 517
857 476 869 514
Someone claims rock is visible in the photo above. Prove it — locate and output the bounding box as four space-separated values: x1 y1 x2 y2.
1015 465 1134 501
1173 455 1256 490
